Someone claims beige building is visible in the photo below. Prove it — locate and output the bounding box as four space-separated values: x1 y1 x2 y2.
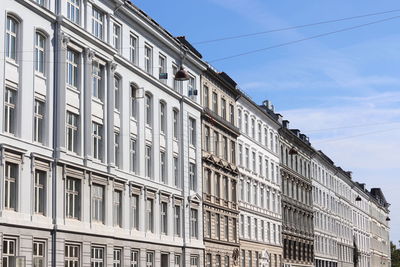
202 67 241 267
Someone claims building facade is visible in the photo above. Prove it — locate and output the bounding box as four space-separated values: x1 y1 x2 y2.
0 0 206 266
201 68 241 267
279 120 314 267
369 188 390 267
237 98 283 267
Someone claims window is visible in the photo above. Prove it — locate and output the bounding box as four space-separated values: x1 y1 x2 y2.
258 123 262 142
212 92 218 112
67 49 79 89
145 94 152 126
221 98 226 119
146 252 154 267
130 250 139 267
233 218 237 241
112 24 121 52
224 256 230 267
204 126 210 152
174 255 181 267
114 132 120 167
113 249 121 267
173 109 179 140
35 32 45 74
189 118 196 146
130 34 138 64
92 62 103 100
223 137 228 160
254 218 258 240
146 198 154 232
160 151 166 183
92 7 104 39
261 220 265 241
189 163 196 191
114 76 120 111
159 54 167 83
248 251 252 267
6 16 18 60
66 112 79 153
34 170 46 214
190 209 198 238
173 156 179 187
92 122 103 160
205 210 211 237
244 114 248 135
113 190 122 227
160 102 166 133
145 145 152 178
144 45 153 74
214 131 219 156
174 205 181 236
67 0 80 24
215 174 221 199
239 144 243 166
252 152 256 171
224 216 229 240
206 254 211 267
247 216 251 238
172 65 182 92
216 255 221 267
92 184 104 223
33 241 45 266
65 244 80 267
229 104 234 123
4 88 17 134
216 214 220 239
238 109 242 130
244 147 250 169
190 256 199 267
2 239 16 267
251 119 255 138
66 177 80 219
131 195 139 230
4 162 18 210
188 75 196 97
203 85 209 108
91 247 104 267
161 202 168 234
35 0 45 7
241 250 245 267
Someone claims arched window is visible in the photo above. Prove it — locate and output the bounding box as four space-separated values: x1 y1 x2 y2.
114 75 121 111
173 108 179 140
145 93 152 126
159 101 166 133
6 16 18 60
35 32 46 74
130 84 138 118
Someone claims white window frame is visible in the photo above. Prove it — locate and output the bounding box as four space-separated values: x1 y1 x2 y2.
91 246 104 267
35 32 46 74
65 244 80 266
34 99 45 144
6 16 18 61
66 177 81 219
67 0 80 24
34 169 46 215
144 44 153 74
4 87 17 135
129 34 138 65
92 7 104 40
4 162 18 210
91 184 104 223
66 112 79 153
92 122 103 160
66 49 79 89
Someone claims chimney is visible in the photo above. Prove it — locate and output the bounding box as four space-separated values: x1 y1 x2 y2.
262 100 270 109
283 120 290 128
276 114 283 123
291 129 300 137
270 104 275 112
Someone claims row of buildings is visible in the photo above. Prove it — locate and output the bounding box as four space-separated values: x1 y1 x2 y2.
0 0 391 266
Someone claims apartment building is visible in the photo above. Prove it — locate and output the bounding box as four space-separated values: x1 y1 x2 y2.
236 97 283 267
201 67 241 267
279 121 314 267
0 0 206 266
369 188 391 267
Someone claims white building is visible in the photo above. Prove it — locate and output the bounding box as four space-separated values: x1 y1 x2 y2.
0 0 206 266
236 97 283 267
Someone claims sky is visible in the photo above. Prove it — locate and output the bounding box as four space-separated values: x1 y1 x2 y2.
132 0 400 243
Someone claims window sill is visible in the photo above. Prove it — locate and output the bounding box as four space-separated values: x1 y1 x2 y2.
66 86 80 94
35 72 47 80
92 97 104 105
6 58 19 67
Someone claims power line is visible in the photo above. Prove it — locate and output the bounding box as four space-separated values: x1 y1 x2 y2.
304 121 400 133
313 127 400 144
193 9 400 45
209 15 400 63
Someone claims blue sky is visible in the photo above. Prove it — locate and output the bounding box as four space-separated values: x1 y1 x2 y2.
133 0 400 243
